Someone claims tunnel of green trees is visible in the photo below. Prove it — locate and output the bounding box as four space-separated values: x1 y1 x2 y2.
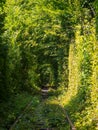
0 0 98 129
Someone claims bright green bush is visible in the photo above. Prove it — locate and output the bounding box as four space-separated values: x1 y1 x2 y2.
63 17 98 129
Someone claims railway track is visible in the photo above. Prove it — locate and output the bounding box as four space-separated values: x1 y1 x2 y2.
9 101 33 130
9 88 76 130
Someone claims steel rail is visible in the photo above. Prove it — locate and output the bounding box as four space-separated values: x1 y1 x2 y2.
65 111 76 130
9 100 33 130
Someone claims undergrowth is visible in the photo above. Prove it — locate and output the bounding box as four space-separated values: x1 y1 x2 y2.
0 92 34 129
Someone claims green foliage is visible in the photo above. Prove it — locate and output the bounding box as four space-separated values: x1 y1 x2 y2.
0 92 33 129
95 0 98 36
0 0 8 100
0 0 98 129
62 9 98 129
2 0 69 94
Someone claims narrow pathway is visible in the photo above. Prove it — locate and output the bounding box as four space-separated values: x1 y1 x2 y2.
10 89 68 130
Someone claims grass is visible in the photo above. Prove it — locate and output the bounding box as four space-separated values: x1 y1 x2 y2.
0 89 70 130
12 94 69 130
0 92 33 129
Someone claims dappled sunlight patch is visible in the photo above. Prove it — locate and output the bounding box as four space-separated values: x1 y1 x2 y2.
60 19 98 129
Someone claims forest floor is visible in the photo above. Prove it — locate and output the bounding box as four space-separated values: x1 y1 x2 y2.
0 89 70 130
